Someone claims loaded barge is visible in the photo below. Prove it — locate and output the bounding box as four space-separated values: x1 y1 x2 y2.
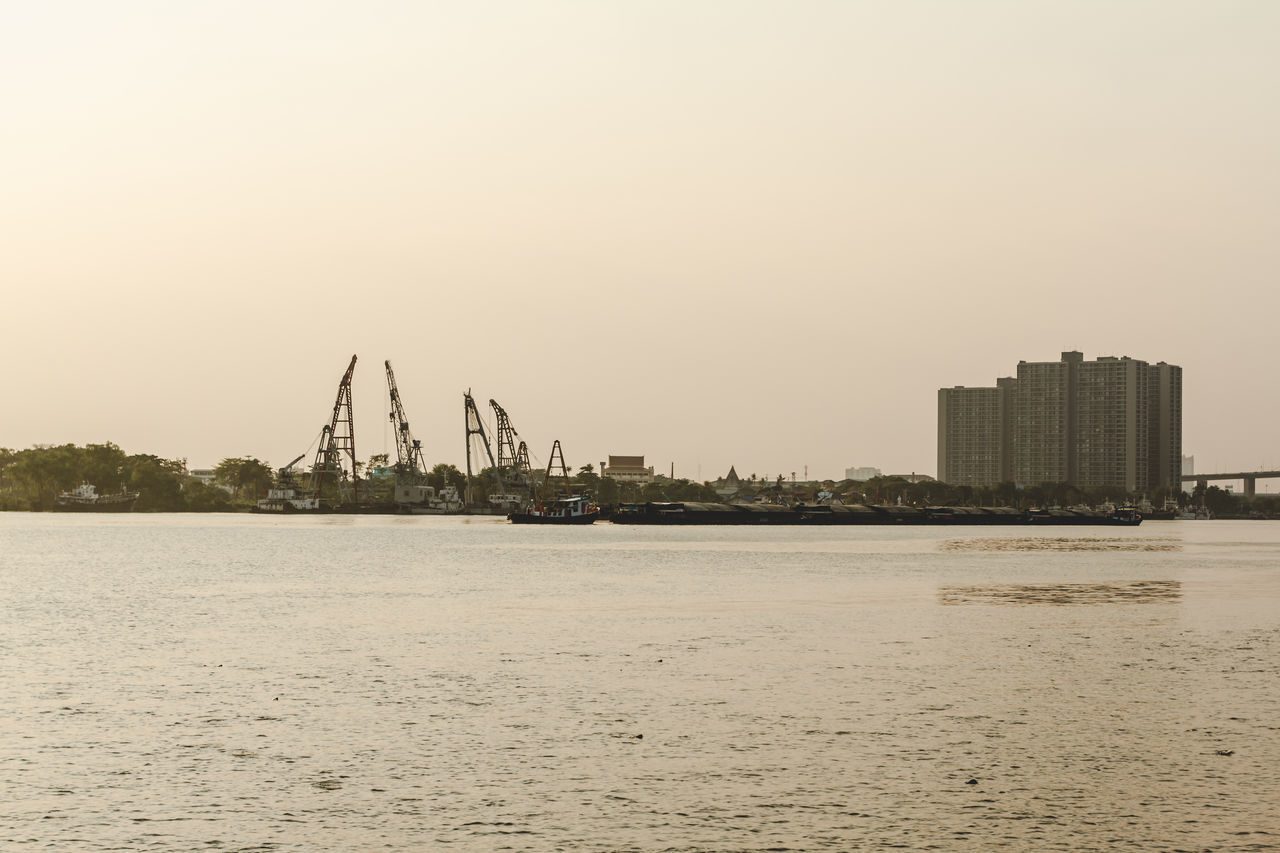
610 502 1142 526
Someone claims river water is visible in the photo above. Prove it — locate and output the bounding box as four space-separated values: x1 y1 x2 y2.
3 515 1278 851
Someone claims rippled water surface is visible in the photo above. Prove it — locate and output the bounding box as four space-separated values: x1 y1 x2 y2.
3 515 1279 851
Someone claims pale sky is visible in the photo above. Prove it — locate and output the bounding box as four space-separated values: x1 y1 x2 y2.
3 1 1278 482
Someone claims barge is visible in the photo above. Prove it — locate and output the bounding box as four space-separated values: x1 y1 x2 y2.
609 502 1142 526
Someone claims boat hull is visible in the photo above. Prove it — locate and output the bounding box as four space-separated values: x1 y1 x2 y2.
508 511 599 525
610 503 1142 526
51 499 138 513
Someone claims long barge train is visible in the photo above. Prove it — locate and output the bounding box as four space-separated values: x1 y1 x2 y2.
609 502 1142 526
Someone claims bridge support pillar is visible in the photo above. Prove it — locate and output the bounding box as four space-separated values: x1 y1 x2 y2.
1244 477 1256 498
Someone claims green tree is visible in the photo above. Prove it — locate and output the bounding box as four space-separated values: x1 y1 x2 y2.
993 481 1019 507
429 463 467 493
574 468 601 496
641 481 668 502
596 476 620 505
183 480 234 512
8 444 82 509
1203 485 1237 517
215 457 274 502
127 455 187 511
82 442 129 492
666 478 719 502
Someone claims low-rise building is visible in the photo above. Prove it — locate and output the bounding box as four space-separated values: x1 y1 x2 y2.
187 468 234 495
601 455 655 484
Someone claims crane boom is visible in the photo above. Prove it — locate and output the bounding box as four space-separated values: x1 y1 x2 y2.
464 390 497 477
491 399 518 469
310 354 358 505
385 360 425 476
464 390 501 505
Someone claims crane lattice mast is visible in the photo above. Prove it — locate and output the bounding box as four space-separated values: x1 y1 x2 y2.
490 399 533 484
544 439 570 499
491 399 519 470
311 354 358 505
464 390 500 504
385 360 424 477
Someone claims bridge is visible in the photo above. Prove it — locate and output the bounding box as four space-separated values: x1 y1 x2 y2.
1182 471 1280 498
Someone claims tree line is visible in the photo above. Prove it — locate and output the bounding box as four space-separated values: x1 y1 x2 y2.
3 443 1275 517
0 443 274 511
0 443 480 511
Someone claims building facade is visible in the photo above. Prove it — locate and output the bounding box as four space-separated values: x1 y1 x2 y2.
601 455 655 483
1013 353 1078 486
937 382 1013 487
938 351 1182 493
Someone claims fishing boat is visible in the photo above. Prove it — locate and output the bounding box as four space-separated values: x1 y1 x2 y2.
508 493 600 524
506 439 598 524
54 483 139 512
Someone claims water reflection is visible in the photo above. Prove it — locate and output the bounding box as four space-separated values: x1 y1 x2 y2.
940 579 1182 605
942 537 1181 552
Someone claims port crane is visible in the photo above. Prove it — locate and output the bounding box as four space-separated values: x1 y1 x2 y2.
541 439 572 499
463 390 499 505
490 398 533 489
276 453 306 487
310 354 358 506
385 360 425 479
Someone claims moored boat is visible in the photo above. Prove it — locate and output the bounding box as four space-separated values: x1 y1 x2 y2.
610 502 1142 525
54 483 140 512
507 439 598 524
508 493 600 524
255 485 321 512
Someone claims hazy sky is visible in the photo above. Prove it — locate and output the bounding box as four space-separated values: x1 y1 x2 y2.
4 1 1278 482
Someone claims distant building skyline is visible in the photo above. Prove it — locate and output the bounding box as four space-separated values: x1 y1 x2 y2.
938 351 1182 494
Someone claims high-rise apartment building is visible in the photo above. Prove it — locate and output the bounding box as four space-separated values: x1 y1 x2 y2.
1013 352 1079 486
938 352 1182 493
1149 362 1184 493
937 380 1014 486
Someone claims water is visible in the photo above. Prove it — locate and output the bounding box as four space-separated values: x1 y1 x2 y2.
3 515 1278 851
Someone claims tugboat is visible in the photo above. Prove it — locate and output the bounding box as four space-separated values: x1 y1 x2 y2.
507 439 599 524
509 492 600 524
255 454 322 512
54 483 140 512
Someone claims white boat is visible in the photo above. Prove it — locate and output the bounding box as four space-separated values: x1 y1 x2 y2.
488 493 525 512
393 482 465 514
55 483 140 512
256 486 321 512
